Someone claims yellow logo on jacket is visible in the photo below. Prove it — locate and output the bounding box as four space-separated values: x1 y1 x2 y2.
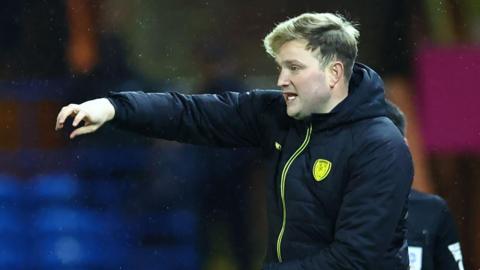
274 142 282 151
313 159 332 181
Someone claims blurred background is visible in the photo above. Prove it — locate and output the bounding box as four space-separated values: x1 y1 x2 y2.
0 0 479 269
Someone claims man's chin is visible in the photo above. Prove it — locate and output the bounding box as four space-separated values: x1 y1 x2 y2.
287 110 305 120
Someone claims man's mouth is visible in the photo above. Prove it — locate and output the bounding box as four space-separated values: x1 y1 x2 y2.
283 92 298 102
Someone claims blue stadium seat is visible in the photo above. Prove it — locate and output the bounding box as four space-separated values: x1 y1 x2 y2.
32 232 131 269
31 206 108 234
30 206 131 269
0 210 28 269
0 243 27 270
26 173 81 207
28 173 80 200
32 234 101 268
0 210 25 234
0 174 22 205
0 176 28 270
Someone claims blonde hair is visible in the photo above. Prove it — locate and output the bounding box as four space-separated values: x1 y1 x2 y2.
264 13 359 79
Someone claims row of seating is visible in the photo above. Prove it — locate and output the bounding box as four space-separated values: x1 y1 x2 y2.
0 173 199 269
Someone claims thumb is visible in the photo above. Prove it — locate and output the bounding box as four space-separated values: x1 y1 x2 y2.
70 124 99 139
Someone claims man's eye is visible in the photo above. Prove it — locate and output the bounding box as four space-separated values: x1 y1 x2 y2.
290 66 300 71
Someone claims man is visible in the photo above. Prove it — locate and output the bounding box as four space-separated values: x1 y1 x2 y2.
385 100 465 270
56 13 413 269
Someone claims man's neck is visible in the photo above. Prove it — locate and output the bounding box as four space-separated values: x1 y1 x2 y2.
318 83 349 113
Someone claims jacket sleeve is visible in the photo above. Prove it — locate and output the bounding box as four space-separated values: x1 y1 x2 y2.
264 126 413 270
434 201 464 270
107 90 276 147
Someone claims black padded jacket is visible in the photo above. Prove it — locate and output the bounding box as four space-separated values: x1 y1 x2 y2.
108 63 414 269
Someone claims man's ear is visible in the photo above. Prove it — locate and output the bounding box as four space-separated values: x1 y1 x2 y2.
327 61 344 89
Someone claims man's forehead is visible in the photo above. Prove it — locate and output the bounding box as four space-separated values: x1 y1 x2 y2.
275 59 304 66
275 46 320 66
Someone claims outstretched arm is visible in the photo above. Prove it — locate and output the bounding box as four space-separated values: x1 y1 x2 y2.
56 90 281 148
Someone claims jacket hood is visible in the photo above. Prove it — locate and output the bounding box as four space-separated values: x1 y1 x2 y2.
310 63 386 131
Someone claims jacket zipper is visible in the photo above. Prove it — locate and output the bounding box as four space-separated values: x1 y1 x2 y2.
276 123 313 262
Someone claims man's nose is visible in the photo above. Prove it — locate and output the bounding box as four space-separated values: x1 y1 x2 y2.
277 71 290 88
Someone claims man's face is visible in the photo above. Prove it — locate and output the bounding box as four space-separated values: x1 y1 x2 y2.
275 39 331 119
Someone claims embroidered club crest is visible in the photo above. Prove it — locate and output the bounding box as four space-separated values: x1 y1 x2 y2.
313 159 332 182
275 142 282 151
